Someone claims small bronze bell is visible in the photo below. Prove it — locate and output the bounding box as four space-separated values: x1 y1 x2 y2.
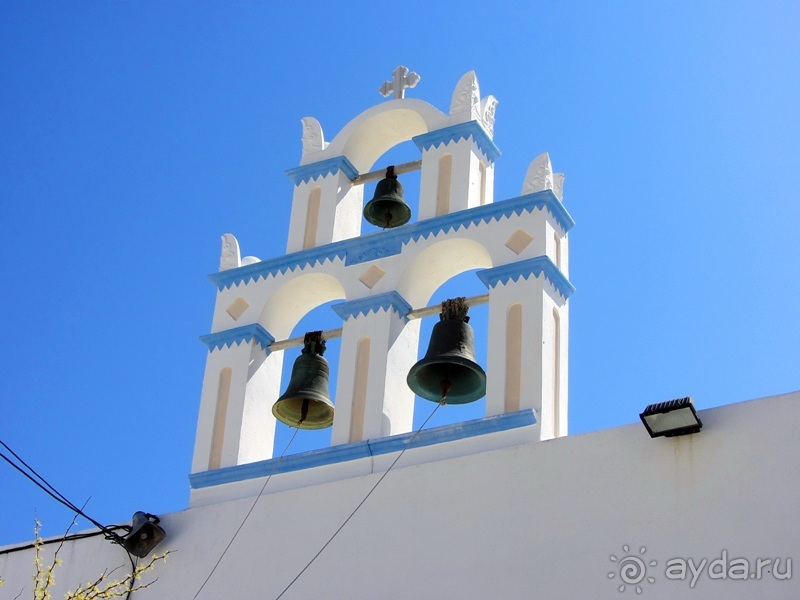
363 166 411 228
407 298 487 404
273 331 335 429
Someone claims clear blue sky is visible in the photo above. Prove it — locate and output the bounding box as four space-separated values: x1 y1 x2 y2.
2 1 799 545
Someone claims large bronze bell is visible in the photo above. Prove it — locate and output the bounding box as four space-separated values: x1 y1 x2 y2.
407 298 487 404
273 331 334 429
363 166 411 228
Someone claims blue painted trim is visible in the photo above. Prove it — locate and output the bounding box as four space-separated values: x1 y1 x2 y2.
199 324 275 353
412 121 501 164
189 409 536 489
477 256 576 300
331 291 412 321
341 236 405 265
210 245 348 290
208 190 574 290
285 156 359 185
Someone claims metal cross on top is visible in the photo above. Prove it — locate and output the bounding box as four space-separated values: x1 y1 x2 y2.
379 65 421 100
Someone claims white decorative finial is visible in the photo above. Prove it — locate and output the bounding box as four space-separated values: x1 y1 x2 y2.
450 71 481 118
379 66 420 100
521 152 554 195
480 95 499 137
220 233 259 270
553 173 565 201
220 233 241 271
301 117 328 156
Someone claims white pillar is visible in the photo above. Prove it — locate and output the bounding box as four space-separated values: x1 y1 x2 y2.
285 157 362 253
478 258 573 440
192 325 282 472
413 122 499 220
329 292 418 445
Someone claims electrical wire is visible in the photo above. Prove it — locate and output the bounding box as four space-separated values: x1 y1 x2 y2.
0 439 85 515
274 401 443 600
0 440 126 543
192 428 300 599
0 449 84 516
0 527 129 556
1 439 160 598
124 552 138 600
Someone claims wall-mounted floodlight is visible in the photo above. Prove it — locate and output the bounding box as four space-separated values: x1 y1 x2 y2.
640 397 702 438
122 512 166 558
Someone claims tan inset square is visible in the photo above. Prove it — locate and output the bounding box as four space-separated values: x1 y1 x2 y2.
226 297 250 321
505 229 534 255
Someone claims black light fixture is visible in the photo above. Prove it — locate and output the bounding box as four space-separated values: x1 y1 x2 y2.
639 397 703 438
122 511 166 558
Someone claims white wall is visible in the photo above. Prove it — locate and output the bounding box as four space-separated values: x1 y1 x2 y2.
3 391 798 599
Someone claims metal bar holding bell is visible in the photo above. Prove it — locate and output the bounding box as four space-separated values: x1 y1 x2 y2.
350 160 422 186
268 293 490 352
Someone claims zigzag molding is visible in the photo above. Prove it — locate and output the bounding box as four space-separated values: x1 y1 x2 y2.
477 256 576 301
210 249 348 290
208 190 574 291
331 291 412 322
285 156 359 186
412 121 501 164
199 323 275 353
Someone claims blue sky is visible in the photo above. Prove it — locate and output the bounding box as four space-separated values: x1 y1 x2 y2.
2 1 799 545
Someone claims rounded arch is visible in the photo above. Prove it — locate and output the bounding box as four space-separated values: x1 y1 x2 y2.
397 238 493 308
323 100 450 172
259 272 346 339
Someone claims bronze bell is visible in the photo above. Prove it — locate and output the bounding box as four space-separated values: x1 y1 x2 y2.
363 166 411 228
407 298 486 404
273 331 335 429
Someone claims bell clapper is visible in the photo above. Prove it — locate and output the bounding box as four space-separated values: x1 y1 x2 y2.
298 398 310 425
440 375 451 405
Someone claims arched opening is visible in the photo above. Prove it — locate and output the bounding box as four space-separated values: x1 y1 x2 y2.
260 273 346 456
327 100 446 172
272 300 344 456
361 140 422 234
397 237 493 308
410 269 489 431
259 272 347 340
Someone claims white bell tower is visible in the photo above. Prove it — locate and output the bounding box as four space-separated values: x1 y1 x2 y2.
189 67 574 503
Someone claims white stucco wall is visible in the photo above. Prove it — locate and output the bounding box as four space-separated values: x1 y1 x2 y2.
3 391 798 599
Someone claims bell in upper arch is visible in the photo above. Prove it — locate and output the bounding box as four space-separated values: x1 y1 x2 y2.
363 165 411 228
272 331 334 429
407 297 487 404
